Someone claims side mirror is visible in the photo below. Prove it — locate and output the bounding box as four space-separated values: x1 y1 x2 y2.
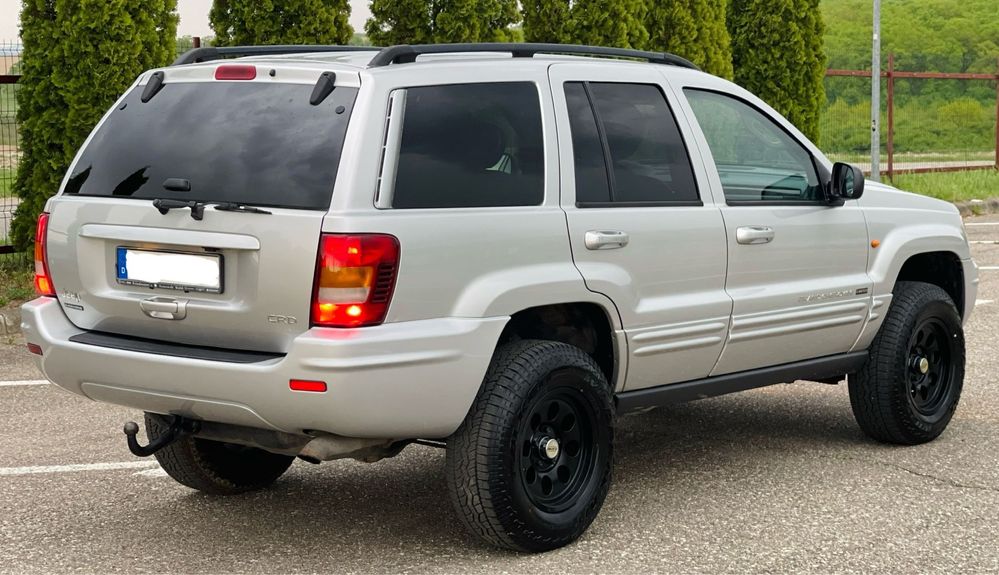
829 162 865 203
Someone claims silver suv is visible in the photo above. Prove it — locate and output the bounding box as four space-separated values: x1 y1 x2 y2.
23 43 977 552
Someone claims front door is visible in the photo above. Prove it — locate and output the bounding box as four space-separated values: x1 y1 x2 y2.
549 63 732 390
676 87 872 375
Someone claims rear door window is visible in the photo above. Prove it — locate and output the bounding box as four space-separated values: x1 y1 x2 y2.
391 82 545 209
63 82 358 210
564 82 699 206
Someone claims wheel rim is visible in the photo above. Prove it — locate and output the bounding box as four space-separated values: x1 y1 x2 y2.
906 317 955 417
516 371 598 514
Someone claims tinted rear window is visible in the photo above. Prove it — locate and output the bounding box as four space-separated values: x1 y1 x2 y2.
63 82 358 210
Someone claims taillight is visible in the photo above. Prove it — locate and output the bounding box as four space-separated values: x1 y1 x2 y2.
311 234 399 328
34 213 55 297
215 65 257 81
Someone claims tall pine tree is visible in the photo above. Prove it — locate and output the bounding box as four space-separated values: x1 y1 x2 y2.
570 0 648 49
728 0 826 141
210 0 353 46
521 0 570 43
646 0 733 78
10 0 177 250
365 0 518 44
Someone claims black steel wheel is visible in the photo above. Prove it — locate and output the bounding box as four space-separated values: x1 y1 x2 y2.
905 317 957 420
516 377 599 514
850 281 965 444
446 340 614 552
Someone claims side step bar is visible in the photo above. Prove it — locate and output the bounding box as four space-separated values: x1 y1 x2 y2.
616 351 869 413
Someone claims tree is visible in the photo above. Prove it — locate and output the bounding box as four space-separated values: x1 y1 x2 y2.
646 0 733 79
521 0 570 43
729 0 825 141
10 0 177 251
570 0 648 50
210 0 353 46
365 0 433 45
365 0 518 45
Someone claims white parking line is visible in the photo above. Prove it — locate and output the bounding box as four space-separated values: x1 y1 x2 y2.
0 461 158 476
965 222 999 226
979 266 999 271
0 379 49 387
977 299 994 306
970 240 999 244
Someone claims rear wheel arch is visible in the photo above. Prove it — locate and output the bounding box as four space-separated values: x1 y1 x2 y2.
894 251 965 316
496 302 619 389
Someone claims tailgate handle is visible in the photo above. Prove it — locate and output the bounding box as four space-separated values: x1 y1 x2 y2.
140 297 187 321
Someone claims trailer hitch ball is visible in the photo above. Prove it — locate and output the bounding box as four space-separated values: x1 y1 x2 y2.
123 415 199 457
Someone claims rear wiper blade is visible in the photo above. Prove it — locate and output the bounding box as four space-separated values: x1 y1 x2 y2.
213 202 272 215
152 199 271 219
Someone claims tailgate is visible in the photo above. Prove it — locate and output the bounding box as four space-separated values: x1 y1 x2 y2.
42 69 359 353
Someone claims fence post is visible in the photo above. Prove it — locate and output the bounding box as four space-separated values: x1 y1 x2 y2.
194 36 202 49
887 53 895 182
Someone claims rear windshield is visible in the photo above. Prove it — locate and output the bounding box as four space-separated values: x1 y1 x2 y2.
63 81 358 210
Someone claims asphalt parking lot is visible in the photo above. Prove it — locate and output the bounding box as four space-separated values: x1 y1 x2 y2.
2 216 998 574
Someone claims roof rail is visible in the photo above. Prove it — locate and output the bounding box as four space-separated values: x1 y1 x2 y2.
172 45 380 66
367 43 700 70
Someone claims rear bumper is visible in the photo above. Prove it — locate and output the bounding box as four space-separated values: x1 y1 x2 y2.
21 297 507 439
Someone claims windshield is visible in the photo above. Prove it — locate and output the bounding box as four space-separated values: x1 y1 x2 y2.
63 81 358 210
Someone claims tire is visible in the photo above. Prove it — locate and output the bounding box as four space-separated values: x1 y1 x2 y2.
849 281 965 445
445 340 614 552
145 413 295 495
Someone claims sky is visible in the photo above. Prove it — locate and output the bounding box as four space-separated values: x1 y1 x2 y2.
0 0 373 41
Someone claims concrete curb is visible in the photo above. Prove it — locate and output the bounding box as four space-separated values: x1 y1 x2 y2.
1 307 20 337
956 197 999 217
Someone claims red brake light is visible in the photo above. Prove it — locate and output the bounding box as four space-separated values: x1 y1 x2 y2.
34 213 55 296
311 234 399 328
215 65 257 81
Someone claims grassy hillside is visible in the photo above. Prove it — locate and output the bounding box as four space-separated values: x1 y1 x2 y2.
819 0 999 156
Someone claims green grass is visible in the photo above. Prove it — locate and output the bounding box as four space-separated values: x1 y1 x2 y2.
0 259 32 308
891 168 999 203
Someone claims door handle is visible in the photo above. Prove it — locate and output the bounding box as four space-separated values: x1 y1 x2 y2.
139 297 187 320
585 230 630 250
736 226 775 245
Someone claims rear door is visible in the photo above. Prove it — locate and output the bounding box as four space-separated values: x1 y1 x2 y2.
676 86 872 375
45 66 359 352
549 63 732 390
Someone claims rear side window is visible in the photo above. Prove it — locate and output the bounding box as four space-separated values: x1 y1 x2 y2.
391 82 544 209
63 82 358 210
564 82 699 205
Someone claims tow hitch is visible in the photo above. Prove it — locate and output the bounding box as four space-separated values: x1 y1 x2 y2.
122 416 200 457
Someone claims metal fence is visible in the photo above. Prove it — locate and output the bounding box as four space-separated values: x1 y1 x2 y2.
820 54 999 180
1 40 20 254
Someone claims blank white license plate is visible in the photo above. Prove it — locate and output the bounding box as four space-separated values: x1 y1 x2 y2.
116 247 223 294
